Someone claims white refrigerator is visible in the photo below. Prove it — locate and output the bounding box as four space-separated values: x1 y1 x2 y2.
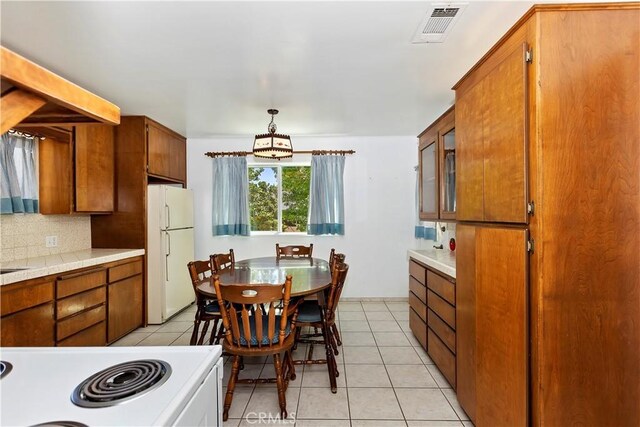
147 185 195 324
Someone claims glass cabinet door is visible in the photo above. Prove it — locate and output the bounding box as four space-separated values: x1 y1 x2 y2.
419 139 438 220
440 126 456 219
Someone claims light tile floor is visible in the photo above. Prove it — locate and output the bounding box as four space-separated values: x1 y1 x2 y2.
112 300 472 426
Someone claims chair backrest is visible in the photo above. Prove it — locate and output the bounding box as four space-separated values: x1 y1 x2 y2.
329 248 346 272
276 243 313 260
213 275 297 349
187 260 213 295
325 262 349 322
211 249 235 272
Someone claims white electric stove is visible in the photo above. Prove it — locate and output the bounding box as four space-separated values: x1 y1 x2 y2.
0 346 223 427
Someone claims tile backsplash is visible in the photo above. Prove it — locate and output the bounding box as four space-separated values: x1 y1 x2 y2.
0 214 91 263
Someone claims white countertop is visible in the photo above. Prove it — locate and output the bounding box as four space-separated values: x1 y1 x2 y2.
408 248 456 279
0 248 145 286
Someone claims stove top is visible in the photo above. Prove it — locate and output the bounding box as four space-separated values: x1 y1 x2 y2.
0 361 12 379
0 346 222 426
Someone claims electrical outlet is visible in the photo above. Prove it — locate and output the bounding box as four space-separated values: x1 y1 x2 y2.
45 236 58 248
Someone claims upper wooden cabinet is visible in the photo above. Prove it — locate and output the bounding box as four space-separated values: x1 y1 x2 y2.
39 125 114 214
0 46 120 133
146 119 186 183
418 106 455 221
455 28 528 223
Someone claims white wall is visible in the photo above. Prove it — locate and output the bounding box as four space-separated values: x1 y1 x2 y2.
187 135 417 298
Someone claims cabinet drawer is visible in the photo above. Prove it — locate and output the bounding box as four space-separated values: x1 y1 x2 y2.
1 279 54 316
410 308 427 350
410 292 427 322
428 309 456 354
56 269 107 298
428 328 456 388
427 270 455 305
108 259 143 283
409 276 427 303
409 260 426 284
58 321 106 347
428 289 455 329
0 303 55 346
56 286 106 320
56 304 106 341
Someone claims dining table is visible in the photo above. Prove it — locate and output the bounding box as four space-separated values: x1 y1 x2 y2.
196 256 333 299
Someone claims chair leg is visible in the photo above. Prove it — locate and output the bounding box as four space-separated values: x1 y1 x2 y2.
214 321 225 345
329 328 339 356
285 349 296 381
331 323 342 346
273 353 288 419
190 318 201 346
292 327 301 350
223 355 241 421
197 320 210 345
208 318 219 345
320 322 338 393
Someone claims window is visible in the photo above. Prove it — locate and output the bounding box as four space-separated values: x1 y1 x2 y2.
248 165 311 234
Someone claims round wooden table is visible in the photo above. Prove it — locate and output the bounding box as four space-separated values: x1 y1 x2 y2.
196 257 332 298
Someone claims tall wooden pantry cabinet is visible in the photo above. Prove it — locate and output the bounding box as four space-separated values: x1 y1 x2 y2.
454 3 639 427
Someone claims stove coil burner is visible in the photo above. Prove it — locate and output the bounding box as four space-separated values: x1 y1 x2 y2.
30 422 89 427
71 359 171 408
0 361 12 379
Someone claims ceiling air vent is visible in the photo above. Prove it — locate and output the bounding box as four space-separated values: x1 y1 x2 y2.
412 3 467 43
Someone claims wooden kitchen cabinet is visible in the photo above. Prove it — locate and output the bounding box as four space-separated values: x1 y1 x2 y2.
39 124 115 214
107 258 144 343
457 225 528 427
408 257 457 388
454 4 639 427
147 119 187 183
55 267 107 345
0 277 55 347
456 25 528 224
0 255 143 347
418 106 456 221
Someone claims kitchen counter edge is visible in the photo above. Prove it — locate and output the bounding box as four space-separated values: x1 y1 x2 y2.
407 249 456 279
0 248 145 286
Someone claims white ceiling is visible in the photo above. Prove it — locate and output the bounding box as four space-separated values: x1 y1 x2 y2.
0 1 537 138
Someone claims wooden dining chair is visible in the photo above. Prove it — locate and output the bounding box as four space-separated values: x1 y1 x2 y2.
292 262 349 393
213 275 302 421
210 249 235 272
276 243 313 260
327 250 346 346
186 260 224 346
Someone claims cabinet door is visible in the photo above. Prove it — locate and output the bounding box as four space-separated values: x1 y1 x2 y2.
147 122 172 178
147 121 186 182
39 136 73 214
169 136 186 182
419 134 439 220
75 125 114 212
476 226 528 427
108 274 143 343
482 43 528 223
0 303 55 346
456 81 485 221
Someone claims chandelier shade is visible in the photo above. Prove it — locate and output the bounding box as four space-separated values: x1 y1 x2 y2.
252 109 293 160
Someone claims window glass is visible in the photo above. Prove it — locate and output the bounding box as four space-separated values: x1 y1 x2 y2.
248 165 311 234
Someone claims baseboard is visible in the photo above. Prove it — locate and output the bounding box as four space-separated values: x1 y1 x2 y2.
341 297 409 302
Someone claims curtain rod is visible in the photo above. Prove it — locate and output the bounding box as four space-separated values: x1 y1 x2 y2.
7 129 46 140
204 149 356 158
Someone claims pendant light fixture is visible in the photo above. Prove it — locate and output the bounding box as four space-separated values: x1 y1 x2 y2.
252 109 293 160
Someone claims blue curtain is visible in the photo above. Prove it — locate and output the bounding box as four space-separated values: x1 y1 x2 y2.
308 155 345 235
1 133 38 214
414 166 436 239
211 156 250 236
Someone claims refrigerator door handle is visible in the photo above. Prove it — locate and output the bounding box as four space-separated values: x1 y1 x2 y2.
165 231 171 281
165 204 171 230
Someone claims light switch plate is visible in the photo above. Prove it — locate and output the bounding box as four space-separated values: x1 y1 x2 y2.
45 235 58 248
